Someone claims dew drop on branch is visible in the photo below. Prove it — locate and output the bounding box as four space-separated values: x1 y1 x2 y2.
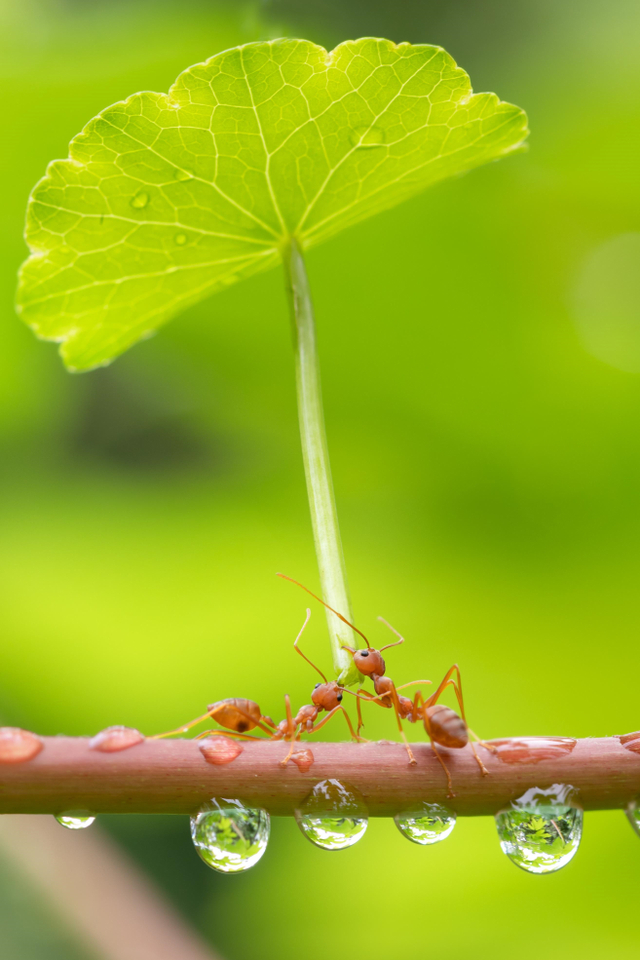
190 799 269 873
0 727 43 764
495 784 583 874
55 812 96 830
626 800 640 837
199 736 243 765
294 778 368 850
89 726 144 752
394 802 456 845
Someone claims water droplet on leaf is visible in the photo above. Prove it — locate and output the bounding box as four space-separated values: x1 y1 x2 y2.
190 798 269 873
175 233 187 245
90 725 144 752
174 169 192 182
0 727 43 764
294 778 368 850
130 191 149 209
55 812 96 830
350 125 386 147
626 800 640 837
394 802 456 845
495 784 583 874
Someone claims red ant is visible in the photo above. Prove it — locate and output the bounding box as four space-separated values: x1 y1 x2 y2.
278 574 492 796
151 609 362 764
272 608 363 766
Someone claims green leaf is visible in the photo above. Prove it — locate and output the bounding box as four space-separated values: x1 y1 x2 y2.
16 37 528 370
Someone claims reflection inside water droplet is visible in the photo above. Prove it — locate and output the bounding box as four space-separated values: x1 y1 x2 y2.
130 191 149 209
350 125 386 147
190 798 269 873
495 784 583 874
294 778 368 850
394 802 456 845
626 800 640 838
174 169 192 182
175 233 187 245
55 812 96 830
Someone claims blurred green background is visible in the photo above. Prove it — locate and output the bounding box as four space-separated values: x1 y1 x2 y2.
1 0 639 956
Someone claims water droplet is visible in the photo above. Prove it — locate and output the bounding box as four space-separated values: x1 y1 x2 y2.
394 802 456 845
294 778 368 850
199 736 243 765
626 801 640 837
55 812 96 830
0 727 43 764
350 125 386 147
175 233 187 245
174 169 192 182
490 737 577 764
290 748 314 773
495 784 583 874
619 731 640 755
130 191 149 209
90 725 144 753
190 798 269 873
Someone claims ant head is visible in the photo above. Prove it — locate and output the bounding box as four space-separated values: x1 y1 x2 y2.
311 680 343 711
345 645 386 678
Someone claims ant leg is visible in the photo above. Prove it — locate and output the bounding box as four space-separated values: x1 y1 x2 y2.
395 680 432 691
429 739 455 798
193 730 263 741
430 669 491 776
151 703 229 740
388 687 416 765
279 695 301 767
310 705 366 742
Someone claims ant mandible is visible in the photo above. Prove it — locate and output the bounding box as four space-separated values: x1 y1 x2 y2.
278 573 492 795
272 607 364 766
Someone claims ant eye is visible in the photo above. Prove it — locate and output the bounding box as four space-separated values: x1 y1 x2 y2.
337 693 343 701
360 650 369 656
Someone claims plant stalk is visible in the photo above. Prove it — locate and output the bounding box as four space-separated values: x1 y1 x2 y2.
0 735 638 816
283 238 359 684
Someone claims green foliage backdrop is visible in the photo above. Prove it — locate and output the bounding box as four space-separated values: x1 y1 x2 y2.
0 1 639 958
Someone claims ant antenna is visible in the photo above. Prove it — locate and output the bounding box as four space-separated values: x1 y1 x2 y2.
292 608 327 683
277 573 370 647
377 615 405 652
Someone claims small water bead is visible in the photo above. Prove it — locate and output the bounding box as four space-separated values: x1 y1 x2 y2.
394 803 456 845
626 801 640 838
294 778 368 850
199 736 243 765
350 125 386 147
89 725 144 752
495 784 583 874
130 191 149 209
174 168 192 182
55 812 96 830
0 727 43 764
174 233 188 245
190 798 269 873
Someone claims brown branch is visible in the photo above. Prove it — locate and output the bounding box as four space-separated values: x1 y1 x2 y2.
0 734 639 815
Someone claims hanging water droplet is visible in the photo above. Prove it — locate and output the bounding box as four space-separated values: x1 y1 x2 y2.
130 191 149 209
174 169 192 182
394 802 456 845
350 125 386 147
495 784 583 874
190 798 269 873
175 233 187 245
626 800 640 837
294 778 368 850
55 811 96 830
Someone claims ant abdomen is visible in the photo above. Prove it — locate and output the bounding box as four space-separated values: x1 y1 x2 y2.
207 698 263 734
425 704 469 749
